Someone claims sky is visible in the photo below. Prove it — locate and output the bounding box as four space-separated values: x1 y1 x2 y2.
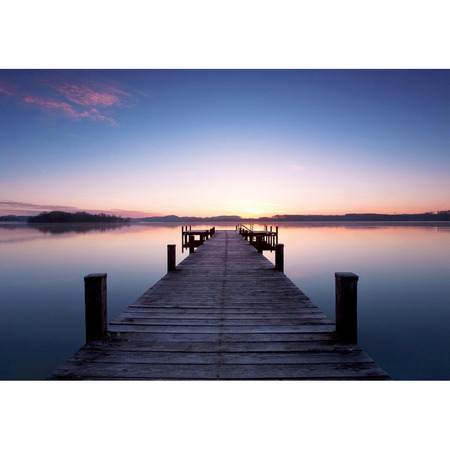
0 69 449 218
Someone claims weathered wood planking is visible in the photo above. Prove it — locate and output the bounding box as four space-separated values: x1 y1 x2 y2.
48 230 389 380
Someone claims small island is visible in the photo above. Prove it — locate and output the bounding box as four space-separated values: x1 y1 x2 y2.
27 211 129 223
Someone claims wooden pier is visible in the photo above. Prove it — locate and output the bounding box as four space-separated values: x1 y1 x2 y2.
48 230 389 380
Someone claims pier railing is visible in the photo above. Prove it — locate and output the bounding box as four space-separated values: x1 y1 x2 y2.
181 226 215 253
236 223 278 252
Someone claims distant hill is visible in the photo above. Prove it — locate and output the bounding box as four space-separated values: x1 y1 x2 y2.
270 212 450 222
27 211 129 223
133 211 450 222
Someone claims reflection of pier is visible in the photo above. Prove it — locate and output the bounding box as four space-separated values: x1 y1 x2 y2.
49 229 389 380
237 224 278 252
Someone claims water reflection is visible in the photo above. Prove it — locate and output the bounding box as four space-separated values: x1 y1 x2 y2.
0 221 449 380
28 222 132 235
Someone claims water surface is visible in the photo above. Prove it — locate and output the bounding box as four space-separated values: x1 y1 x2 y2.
0 221 449 380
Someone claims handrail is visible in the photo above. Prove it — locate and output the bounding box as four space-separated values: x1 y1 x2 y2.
238 224 252 232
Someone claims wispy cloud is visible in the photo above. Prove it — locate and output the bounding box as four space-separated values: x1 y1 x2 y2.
0 201 81 216
0 201 159 218
0 72 137 126
23 94 118 125
54 81 129 107
24 95 86 117
0 79 16 96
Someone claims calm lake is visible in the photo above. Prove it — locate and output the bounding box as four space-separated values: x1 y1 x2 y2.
0 221 449 380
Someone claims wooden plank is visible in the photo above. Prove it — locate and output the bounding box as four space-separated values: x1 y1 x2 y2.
110 317 333 326
82 339 358 353
49 361 389 380
117 312 327 319
108 332 337 343
124 304 322 311
108 324 337 333
66 349 375 365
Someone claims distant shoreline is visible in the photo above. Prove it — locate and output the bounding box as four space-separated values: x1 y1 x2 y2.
1 211 449 223
0 213 450 225
133 212 450 223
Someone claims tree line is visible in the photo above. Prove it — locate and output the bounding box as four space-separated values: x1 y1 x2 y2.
269 211 450 221
27 211 129 223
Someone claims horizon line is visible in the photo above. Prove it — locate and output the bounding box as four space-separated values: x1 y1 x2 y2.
2 210 450 220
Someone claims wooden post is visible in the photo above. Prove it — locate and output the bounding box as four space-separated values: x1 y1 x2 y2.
189 235 195 254
257 235 263 253
84 273 108 342
275 244 284 272
335 272 359 344
167 244 176 272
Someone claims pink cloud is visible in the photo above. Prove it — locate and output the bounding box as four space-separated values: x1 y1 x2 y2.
54 81 128 107
88 108 118 126
23 94 117 126
0 79 16 96
24 95 79 115
2 73 136 126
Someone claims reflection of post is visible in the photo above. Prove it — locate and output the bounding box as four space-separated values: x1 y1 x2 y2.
84 273 108 342
275 244 284 272
167 244 176 272
189 235 195 254
335 272 358 344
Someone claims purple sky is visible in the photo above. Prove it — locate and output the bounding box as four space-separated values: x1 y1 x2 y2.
1 69 449 218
